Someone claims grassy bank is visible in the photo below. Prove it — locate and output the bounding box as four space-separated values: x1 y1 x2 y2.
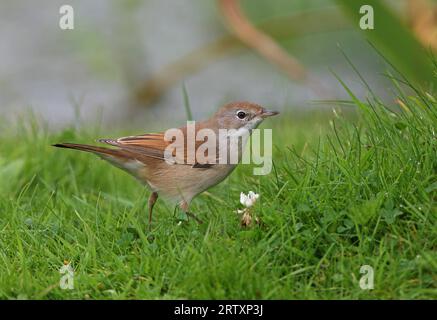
0 82 436 299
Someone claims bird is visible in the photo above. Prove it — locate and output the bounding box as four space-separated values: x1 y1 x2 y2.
53 101 278 229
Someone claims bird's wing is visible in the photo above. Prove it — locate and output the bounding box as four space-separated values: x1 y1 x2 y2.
99 131 217 167
98 133 174 162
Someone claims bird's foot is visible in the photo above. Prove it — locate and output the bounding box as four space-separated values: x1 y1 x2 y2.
186 212 204 224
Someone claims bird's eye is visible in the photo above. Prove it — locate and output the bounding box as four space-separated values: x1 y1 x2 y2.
237 111 246 119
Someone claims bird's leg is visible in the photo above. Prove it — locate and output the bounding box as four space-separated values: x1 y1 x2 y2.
180 201 204 224
148 191 159 231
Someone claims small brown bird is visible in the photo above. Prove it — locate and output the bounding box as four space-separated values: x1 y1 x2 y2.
53 101 278 228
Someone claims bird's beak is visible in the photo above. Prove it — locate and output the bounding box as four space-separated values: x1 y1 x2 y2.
260 109 280 118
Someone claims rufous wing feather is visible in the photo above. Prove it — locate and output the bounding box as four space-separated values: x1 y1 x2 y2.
99 131 217 166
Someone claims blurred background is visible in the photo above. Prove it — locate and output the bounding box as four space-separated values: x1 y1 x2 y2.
0 0 436 130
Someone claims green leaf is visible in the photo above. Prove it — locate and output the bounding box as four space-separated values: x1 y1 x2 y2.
425 181 437 193
335 0 437 88
394 122 407 131
381 208 404 225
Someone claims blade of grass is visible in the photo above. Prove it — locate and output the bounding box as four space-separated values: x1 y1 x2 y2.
182 82 193 121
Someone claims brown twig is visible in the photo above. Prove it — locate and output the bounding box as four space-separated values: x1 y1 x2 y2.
218 0 307 81
407 0 437 51
135 8 347 105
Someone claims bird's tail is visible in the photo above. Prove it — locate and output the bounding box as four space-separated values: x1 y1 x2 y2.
52 143 124 158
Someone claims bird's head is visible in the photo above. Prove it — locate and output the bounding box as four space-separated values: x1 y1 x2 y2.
213 101 279 131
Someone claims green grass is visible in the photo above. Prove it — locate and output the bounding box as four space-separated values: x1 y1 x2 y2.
0 82 436 299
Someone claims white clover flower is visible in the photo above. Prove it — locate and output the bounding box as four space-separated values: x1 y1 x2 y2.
240 191 260 208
